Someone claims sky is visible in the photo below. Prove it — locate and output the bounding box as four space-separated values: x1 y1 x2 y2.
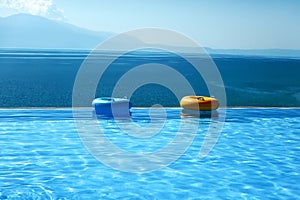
0 0 300 49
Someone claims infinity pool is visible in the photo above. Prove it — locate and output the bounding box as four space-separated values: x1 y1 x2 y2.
0 108 299 199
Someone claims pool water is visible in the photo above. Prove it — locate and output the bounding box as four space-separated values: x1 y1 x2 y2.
0 108 299 199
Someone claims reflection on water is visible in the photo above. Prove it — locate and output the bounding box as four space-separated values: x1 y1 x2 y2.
1 108 299 199
180 108 219 118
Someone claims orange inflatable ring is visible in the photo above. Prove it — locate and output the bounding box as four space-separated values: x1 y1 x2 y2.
180 96 219 111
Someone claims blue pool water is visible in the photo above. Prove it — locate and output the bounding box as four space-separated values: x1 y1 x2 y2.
0 108 299 199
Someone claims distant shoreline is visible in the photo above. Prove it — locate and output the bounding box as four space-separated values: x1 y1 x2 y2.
1 48 300 59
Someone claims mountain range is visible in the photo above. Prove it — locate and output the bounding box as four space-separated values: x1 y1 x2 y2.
1 13 300 57
0 13 113 49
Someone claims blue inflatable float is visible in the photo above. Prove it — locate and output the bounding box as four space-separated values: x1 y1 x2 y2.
92 97 131 117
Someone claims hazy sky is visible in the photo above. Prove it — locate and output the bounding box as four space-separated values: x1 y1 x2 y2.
1 0 300 49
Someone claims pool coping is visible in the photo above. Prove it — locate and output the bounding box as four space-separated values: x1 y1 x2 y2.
0 106 300 110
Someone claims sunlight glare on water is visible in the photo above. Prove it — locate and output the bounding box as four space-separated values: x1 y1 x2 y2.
0 108 299 199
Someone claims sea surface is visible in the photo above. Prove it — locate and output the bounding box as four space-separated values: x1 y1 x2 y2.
0 108 299 199
0 49 300 107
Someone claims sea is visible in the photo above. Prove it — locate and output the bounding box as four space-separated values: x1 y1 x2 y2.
0 48 300 107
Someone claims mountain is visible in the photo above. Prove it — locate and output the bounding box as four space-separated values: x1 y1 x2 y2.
205 48 300 58
0 13 114 49
1 14 299 57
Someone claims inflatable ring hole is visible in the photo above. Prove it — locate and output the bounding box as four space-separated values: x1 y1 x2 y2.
197 97 205 101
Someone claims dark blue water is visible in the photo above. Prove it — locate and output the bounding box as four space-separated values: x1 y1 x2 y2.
0 49 299 107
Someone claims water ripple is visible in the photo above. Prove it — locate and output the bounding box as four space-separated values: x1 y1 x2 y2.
0 108 299 199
